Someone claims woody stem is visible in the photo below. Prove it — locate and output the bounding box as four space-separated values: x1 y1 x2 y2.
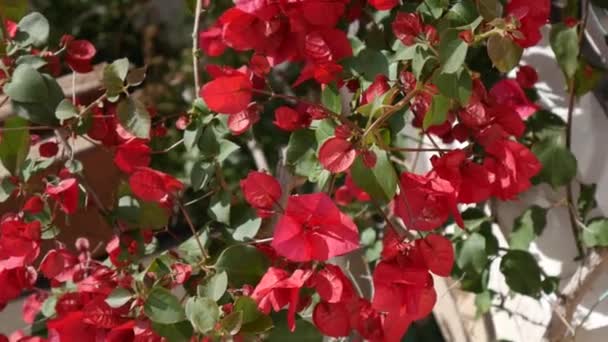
191 0 203 94
363 87 420 140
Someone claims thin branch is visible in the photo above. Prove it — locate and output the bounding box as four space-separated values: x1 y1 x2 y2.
191 0 203 94
246 135 269 171
362 88 420 139
152 139 184 154
178 201 209 260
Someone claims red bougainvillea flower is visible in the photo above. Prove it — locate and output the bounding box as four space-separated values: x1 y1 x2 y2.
198 24 226 57
22 196 44 214
505 0 550 48
273 106 311 132
0 259 37 308
394 172 463 231
431 150 494 204
200 74 253 114
4 20 17 39
233 0 280 21
313 301 352 337
22 292 48 324
45 178 79 214
272 193 359 262
240 171 282 218
335 173 370 206
489 79 539 119
228 103 261 135
319 137 357 173
311 264 355 303
392 13 424 46
293 61 344 86
368 0 399 10
415 234 455 277
129 167 183 203
114 140 151 174
39 141 59 158
484 139 542 200
361 75 391 105
303 29 352 64
251 267 314 331
47 311 98 341
0 218 41 265
65 39 97 73
39 248 78 284
516 65 539 89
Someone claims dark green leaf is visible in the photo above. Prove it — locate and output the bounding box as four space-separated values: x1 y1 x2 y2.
117 98 151 139
446 0 479 27
461 207 490 231
542 276 560 294
197 126 220 159
234 296 262 324
487 34 523 73
582 219 608 247
208 191 231 225
532 139 577 188
144 287 186 324
151 321 193 342
477 0 502 20
350 49 389 82
433 69 472 104
550 23 579 80
286 129 317 165
321 84 341 114
55 99 78 124
0 116 30 176
440 30 469 73
185 297 219 333
217 139 240 162
0 178 15 203
190 160 213 191
197 271 228 301
215 245 270 287
4 64 48 103
475 291 492 316
578 183 597 221
15 12 49 47
267 319 323 342
351 146 397 203
418 0 449 19
500 250 542 297
103 58 129 99
423 94 451 129
457 232 487 273
15 55 47 69
574 58 603 97
509 206 547 250
221 311 243 335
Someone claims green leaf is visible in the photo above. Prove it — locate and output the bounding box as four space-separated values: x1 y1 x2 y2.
418 0 449 19
578 183 597 221
532 139 577 188
461 207 490 231
11 73 62 126
197 125 220 159
190 160 213 191
183 124 202 152
392 44 418 61
15 55 47 69
185 297 219 334
550 23 579 80
286 129 317 165
475 291 492 316
349 49 389 82
500 250 542 297
351 146 397 204
151 321 193 342
361 227 377 246
221 311 243 335
446 0 479 27
15 12 49 47
127 66 148 86
582 219 608 247
215 245 270 287
41 296 58 317
542 276 560 294
0 178 15 203
509 206 547 250
0 116 30 176
139 201 170 230
433 69 472 105
197 271 228 301
233 217 262 241
440 30 469 74
268 318 323 342
0 0 28 21
144 287 186 324
314 119 336 145
55 99 78 124
457 232 487 273
4 64 48 103
217 139 240 163
106 288 133 308
487 34 523 73
477 0 502 20
423 94 451 130
321 84 341 114
234 296 262 324
104 58 129 100
117 98 151 139
574 58 603 97
208 190 231 225
412 46 433 80
178 229 209 263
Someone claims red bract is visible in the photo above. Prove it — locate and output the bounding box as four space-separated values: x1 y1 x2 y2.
4 20 17 38
431 150 494 204
65 40 96 73
228 103 261 135
505 0 550 48
251 267 314 331
23 196 44 214
234 0 280 20
313 301 351 337
368 0 399 10
484 139 542 200
293 61 344 86
392 13 424 46
47 311 98 342
361 75 390 105
39 249 66 280
416 234 454 277
394 172 463 231
311 264 354 303
318 137 356 173
45 178 79 214
240 171 282 218
273 106 310 131
303 29 352 64
114 140 151 174
39 141 59 158
199 25 226 57
0 260 37 308
272 193 359 262
129 167 183 203
489 79 539 119
22 292 48 324
335 173 370 206
0 218 41 264
200 75 253 114
516 65 539 89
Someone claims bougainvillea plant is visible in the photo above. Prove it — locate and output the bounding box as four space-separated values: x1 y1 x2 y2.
0 0 605 341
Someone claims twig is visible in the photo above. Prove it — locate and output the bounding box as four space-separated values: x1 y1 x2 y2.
184 190 216 206
178 201 209 260
362 88 420 139
152 139 184 154
191 0 203 94
246 135 269 171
